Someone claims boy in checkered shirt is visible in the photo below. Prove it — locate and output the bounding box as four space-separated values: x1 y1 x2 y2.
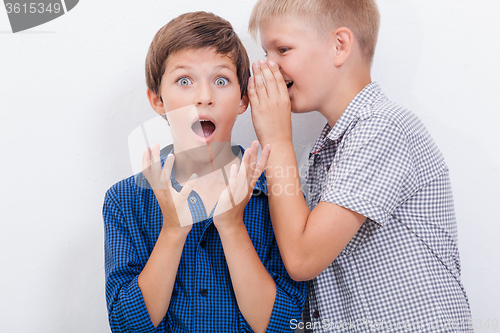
247 0 473 331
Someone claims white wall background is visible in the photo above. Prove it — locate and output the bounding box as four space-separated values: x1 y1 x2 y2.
1 0 499 331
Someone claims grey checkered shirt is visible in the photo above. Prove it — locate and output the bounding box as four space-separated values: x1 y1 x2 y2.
304 83 473 332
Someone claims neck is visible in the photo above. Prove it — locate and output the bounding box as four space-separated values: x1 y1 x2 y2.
320 64 372 128
173 143 240 215
173 142 238 183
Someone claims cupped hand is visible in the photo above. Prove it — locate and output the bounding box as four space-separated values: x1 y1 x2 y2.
248 60 293 146
142 143 197 233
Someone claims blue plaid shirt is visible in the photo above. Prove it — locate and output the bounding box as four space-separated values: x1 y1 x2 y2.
103 145 306 332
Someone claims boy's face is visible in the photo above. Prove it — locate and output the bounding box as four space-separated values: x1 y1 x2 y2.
150 47 247 162
259 16 337 114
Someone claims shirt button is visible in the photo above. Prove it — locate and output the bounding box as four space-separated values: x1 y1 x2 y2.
200 289 208 297
199 240 206 248
312 310 320 319
189 196 197 204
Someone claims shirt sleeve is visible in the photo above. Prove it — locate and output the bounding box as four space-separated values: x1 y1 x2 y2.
263 237 307 332
103 187 158 333
321 116 416 227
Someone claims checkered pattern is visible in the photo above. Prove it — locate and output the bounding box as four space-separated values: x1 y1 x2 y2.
103 145 306 332
304 83 473 332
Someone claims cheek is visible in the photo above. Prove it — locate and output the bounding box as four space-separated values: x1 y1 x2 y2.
163 87 192 107
166 105 197 128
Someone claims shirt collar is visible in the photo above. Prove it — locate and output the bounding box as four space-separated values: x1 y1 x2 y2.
310 82 383 155
160 144 268 195
327 82 382 141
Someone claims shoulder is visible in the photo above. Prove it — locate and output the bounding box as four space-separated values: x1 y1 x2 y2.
349 92 448 185
105 173 141 200
104 172 152 214
348 90 438 150
371 97 427 138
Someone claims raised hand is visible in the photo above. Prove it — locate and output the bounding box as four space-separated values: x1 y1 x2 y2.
213 141 271 229
142 143 197 232
248 60 292 146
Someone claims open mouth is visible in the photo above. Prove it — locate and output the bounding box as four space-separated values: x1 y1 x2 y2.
286 80 294 89
191 119 216 138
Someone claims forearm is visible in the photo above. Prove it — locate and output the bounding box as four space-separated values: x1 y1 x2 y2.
138 227 187 327
265 143 364 281
218 223 276 333
265 142 311 262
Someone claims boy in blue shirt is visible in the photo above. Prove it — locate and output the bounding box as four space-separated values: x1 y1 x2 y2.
247 0 473 332
103 11 305 332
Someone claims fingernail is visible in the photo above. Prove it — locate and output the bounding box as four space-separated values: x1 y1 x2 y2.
268 61 276 67
190 173 197 180
253 62 259 68
259 59 266 64
249 76 254 83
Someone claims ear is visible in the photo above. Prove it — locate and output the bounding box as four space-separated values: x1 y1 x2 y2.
332 27 354 67
238 94 249 115
147 89 166 115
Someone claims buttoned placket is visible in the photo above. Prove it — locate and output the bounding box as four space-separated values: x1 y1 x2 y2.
169 168 216 325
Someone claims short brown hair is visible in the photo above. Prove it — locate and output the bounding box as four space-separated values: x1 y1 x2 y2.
146 11 251 99
249 0 380 64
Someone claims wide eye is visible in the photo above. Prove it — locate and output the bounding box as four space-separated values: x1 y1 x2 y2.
215 77 229 86
177 77 192 86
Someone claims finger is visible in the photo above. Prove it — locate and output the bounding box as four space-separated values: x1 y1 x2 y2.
142 146 152 172
230 163 238 193
242 143 253 173
161 154 175 190
247 76 259 106
239 144 255 198
251 144 271 188
239 146 251 184
268 61 289 97
247 141 259 184
259 61 279 98
151 143 161 163
252 61 268 100
228 163 238 207
151 142 162 174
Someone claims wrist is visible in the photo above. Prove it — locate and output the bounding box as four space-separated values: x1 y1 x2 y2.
214 218 245 237
160 224 190 242
258 133 292 148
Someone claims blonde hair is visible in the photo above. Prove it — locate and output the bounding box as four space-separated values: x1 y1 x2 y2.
248 0 380 64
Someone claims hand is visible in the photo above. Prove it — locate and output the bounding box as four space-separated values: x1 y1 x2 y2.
248 60 293 146
142 143 197 233
213 141 271 230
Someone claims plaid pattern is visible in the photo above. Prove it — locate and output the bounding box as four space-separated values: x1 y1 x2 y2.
304 83 473 332
103 145 306 332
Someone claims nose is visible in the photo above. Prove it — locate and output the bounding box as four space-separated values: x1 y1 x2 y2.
266 53 279 66
266 54 283 74
194 81 214 107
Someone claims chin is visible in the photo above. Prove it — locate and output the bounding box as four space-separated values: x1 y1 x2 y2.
290 102 311 114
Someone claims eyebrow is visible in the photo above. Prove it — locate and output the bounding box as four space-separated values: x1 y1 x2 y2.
168 64 233 74
262 37 282 48
168 65 192 74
